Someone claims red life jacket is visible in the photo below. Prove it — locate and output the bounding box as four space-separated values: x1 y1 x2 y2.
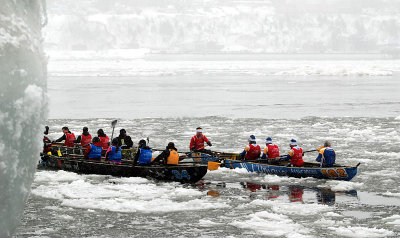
81 134 92 148
190 135 208 150
99 136 109 150
267 144 280 158
245 144 261 160
64 133 75 147
291 147 304 166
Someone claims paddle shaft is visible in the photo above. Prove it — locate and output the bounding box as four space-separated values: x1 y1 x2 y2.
110 120 118 145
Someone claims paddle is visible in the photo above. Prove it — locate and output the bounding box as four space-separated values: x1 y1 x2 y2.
110 120 118 144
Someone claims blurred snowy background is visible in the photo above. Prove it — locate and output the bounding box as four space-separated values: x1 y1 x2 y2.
45 0 400 56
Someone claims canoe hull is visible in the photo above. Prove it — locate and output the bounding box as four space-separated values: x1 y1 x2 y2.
224 159 358 181
40 155 207 183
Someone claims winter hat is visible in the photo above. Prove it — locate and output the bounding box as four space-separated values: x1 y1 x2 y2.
290 139 297 146
266 137 272 144
248 135 256 142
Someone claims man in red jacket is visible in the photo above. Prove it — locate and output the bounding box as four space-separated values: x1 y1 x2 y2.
54 126 75 147
189 127 212 153
240 135 261 161
282 139 304 167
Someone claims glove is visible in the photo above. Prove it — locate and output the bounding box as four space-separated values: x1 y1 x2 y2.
207 141 212 147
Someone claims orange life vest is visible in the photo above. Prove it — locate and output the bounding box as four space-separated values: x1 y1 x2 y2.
167 149 179 165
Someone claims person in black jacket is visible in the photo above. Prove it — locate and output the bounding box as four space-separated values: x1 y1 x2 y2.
115 129 133 149
152 142 178 165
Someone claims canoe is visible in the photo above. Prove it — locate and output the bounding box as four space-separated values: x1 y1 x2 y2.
39 155 207 183
223 159 359 181
190 152 359 181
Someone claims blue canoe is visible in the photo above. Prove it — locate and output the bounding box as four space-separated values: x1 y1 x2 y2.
223 159 359 181
190 152 359 181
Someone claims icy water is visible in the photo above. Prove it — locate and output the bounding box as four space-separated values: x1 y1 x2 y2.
15 57 400 237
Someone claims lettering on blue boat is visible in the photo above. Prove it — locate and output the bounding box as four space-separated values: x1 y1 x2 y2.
289 168 319 175
172 170 191 180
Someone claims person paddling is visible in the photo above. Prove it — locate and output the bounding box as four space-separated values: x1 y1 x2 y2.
105 138 122 164
190 127 212 154
115 129 133 149
152 142 179 165
260 137 280 164
316 141 336 167
133 140 152 166
43 126 52 154
97 129 110 152
84 137 103 161
281 139 304 167
74 127 92 149
240 135 261 161
54 126 76 147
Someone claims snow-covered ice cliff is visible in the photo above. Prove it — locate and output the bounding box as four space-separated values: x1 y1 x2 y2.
0 0 47 237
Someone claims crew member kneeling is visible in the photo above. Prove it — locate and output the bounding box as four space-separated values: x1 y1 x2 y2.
133 140 152 166
105 138 122 164
261 137 280 164
240 135 261 161
153 142 179 165
84 137 103 161
316 141 336 167
282 139 304 167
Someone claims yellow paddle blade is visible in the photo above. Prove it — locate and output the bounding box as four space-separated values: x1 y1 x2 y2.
207 161 221 170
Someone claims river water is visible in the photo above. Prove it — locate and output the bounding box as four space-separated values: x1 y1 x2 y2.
14 55 400 237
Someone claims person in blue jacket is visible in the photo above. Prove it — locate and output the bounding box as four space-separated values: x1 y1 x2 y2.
133 139 152 166
84 137 103 161
105 138 122 164
316 141 336 167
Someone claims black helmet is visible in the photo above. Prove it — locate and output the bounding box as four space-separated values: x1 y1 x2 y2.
92 137 100 143
138 139 146 147
112 138 119 145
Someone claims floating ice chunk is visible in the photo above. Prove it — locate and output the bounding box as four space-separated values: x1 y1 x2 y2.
31 171 230 213
231 211 311 237
383 215 400 226
198 219 222 227
328 226 395 237
381 192 400 198
320 180 363 191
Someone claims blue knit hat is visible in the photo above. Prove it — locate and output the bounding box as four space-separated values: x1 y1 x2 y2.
290 139 297 146
266 137 272 144
248 135 256 142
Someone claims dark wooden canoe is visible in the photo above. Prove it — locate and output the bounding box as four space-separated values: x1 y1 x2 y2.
39 155 207 183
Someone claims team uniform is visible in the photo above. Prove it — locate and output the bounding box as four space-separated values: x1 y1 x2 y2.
190 134 211 151
316 147 336 167
85 144 103 161
261 144 280 160
106 146 122 164
240 143 261 161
